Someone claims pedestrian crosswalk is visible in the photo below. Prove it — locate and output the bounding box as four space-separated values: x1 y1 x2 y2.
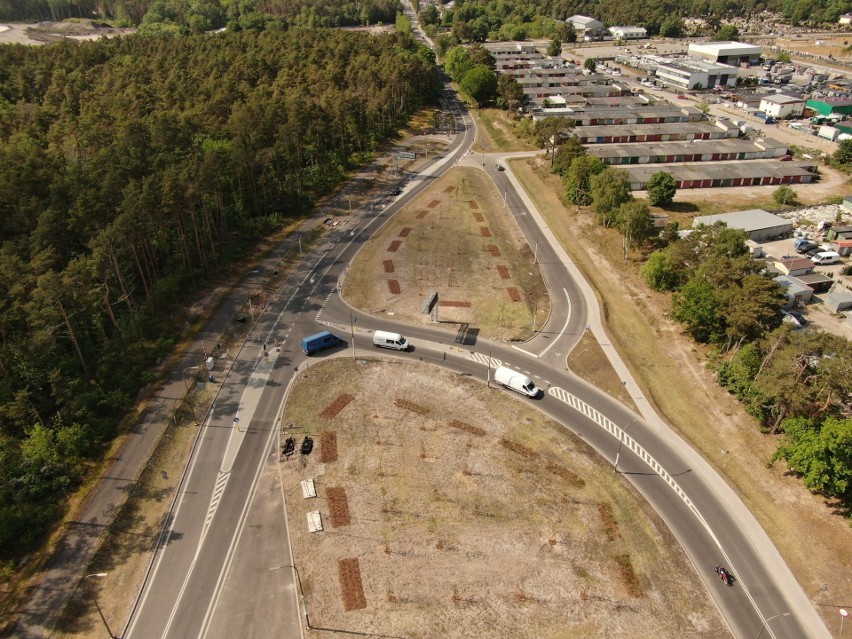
467 351 502 368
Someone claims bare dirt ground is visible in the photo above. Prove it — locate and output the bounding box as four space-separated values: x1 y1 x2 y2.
282 358 727 639
0 21 132 46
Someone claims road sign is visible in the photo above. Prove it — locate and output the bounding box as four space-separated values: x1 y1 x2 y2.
233 417 239 423
399 151 416 160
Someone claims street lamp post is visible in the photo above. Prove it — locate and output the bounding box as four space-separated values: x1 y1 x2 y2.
614 419 638 473
83 573 115 639
754 612 791 639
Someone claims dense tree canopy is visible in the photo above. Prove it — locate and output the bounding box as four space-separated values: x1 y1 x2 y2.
0 27 439 558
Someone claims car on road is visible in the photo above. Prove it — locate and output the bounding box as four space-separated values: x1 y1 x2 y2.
795 241 819 254
389 187 401 196
496 165 505 171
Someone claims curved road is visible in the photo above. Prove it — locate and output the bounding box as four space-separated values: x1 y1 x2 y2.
125 78 829 639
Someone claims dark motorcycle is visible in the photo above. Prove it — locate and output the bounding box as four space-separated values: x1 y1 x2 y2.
282 436 296 457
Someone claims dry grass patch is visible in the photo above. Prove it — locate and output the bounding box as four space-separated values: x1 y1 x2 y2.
320 431 338 463
327 487 351 528
388 280 401 295
448 419 486 436
338 558 367 611
506 287 521 302
342 166 549 341
398 227 412 237
320 394 355 419
383 260 394 273
439 300 471 308
282 359 723 638
497 265 510 280
387 240 402 252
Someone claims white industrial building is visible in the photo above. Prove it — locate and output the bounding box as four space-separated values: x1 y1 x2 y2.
655 58 738 90
567 15 606 40
609 26 647 40
692 209 793 242
687 41 762 66
759 94 806 119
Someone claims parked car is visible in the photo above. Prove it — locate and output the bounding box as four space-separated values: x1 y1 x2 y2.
805 247 824 258
795 241 819 254
782 310 807 328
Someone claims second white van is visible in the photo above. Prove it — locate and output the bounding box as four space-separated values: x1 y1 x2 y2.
811 251 841 265
373 330 409 351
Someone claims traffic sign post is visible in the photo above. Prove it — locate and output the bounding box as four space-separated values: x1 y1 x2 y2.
233 416 241 433
841 609 848 636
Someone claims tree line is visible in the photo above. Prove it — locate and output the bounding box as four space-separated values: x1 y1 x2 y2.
513 113 851 509
0 27 439 558
0 0 401 28
416 0 850 47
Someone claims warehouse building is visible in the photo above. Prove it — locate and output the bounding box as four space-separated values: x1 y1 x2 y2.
692 209 794 242
805 98 852 117
687 41 763 66
567 15 606 40
759 94 806 119
655 58 738 91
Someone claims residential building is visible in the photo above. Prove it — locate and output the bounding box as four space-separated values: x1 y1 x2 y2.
839 12 852 24
609 26 647 40
687 41 762 66
759 94 806 119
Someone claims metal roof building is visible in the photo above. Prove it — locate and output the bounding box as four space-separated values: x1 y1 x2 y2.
587 137 788 165
573 120 739 143
624 161 816 193
692 209 794 241
687 41 762 65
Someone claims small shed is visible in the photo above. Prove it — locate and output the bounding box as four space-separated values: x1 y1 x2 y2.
774 257 814 276
692 209 793 242
792 272 835 293
829 239 852 256
774 275 814 305
825 290 852 312
826 225 852 241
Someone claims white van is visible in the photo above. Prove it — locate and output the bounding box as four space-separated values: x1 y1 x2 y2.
811 251 841 265
373 330 409 351
493 366 540 398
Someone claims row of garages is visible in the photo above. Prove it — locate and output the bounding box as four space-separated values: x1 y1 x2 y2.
533 105 705 125
573 121 740 144
624 160 817 190
587 138 788 165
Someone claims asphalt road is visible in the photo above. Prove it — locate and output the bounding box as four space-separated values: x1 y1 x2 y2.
124 77 478 639
123 70 826 639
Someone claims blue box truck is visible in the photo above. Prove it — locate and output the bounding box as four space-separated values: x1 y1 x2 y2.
301 331 343 355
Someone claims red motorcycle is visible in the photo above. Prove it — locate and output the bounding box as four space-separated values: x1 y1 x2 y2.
715 565 733 586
